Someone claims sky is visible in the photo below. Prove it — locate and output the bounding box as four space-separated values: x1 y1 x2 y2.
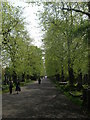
8 0 44 48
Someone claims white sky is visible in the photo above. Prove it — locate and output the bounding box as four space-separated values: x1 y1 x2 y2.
7 0 44 48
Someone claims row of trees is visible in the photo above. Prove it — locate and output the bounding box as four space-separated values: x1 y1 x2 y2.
2 2 44 84
40 2 90 88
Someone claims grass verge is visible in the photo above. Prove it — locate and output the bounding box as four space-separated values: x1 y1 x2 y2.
52 79 83 106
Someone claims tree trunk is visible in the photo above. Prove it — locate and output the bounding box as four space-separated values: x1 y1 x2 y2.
87 2 90 85
67 39 74 86
12 71 17 83
22 73 25 82
68 67 74 86
77 71 83 91
61 65 64 81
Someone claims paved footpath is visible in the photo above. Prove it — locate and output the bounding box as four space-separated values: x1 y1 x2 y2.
2 78 89 119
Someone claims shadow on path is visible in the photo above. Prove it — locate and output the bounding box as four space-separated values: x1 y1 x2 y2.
2 78 88 119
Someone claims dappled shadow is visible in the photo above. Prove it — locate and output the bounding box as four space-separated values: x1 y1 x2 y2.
2 78 88 118
25 79 57 90
25 83 56 90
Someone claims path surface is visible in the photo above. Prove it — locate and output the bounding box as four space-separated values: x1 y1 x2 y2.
2 78 88 118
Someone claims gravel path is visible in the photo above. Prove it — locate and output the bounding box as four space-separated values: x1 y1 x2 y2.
2 78 88 119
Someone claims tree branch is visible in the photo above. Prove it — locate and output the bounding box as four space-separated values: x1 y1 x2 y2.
62 7 90 17
2 20 19 35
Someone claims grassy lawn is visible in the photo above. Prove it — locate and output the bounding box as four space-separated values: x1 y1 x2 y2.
52 80 83 106
70 91 82 96
64 91 83 106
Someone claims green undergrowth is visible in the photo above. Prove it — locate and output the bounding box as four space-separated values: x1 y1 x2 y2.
52 79 83 106
0 90 2 94
71 91 82 96
64 91 83 106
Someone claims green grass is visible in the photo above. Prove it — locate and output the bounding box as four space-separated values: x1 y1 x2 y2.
82 84 88 89
52 79 83 106
2 85 16 93
0 90 2 94
71 91 82 96
64 91 83 106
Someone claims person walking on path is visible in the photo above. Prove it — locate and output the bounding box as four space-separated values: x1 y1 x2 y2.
15 80 21 94
9 80 13 94
38 77 41 84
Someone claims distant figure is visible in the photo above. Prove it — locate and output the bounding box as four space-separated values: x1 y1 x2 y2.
9 80 13 94
45 76 47 79
38 77 41 84
15 81 21 94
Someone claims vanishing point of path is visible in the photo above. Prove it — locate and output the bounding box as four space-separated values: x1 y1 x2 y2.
2 78 88 119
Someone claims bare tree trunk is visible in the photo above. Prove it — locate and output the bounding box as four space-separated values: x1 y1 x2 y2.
87 2 90 85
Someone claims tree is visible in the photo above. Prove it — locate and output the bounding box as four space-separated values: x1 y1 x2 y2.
39 2 89 87
2 2 44 83
61 2 90 85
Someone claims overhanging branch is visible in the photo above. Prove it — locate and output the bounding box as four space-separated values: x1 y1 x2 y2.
2 20 19 35
62 7 90 17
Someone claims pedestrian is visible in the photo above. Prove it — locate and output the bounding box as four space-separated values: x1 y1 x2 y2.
15 80 21 94
38 77 41 84
9 80 13 94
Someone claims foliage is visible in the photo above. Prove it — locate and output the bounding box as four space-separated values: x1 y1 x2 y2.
40 2 89 86
2 2 44 83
